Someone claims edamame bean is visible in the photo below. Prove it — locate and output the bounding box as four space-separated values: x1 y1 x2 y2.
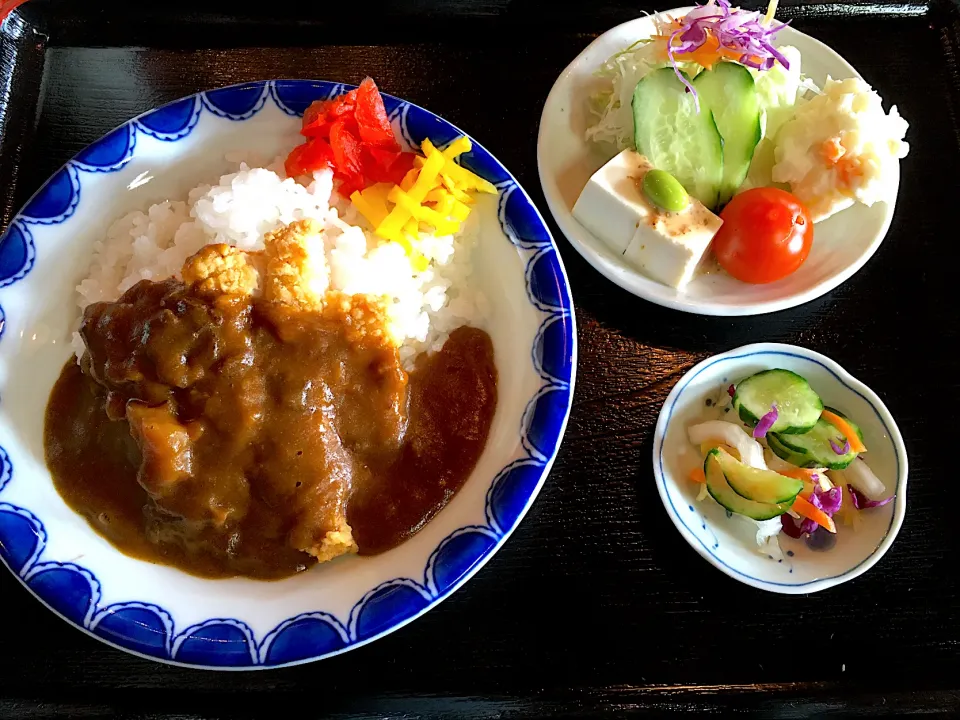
642 169 689 212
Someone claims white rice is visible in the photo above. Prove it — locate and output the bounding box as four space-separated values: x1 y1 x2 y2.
74 155 484 368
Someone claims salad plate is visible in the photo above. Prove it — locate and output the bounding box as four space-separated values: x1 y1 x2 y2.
653 343 907 593
538 5 907 316
0 80 576 668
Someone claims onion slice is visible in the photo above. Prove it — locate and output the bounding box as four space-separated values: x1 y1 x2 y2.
688 420 767 469
830 460 886 501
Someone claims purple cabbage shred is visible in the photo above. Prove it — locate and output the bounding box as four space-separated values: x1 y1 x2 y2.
780 514 805 538
752 403 778 439
809 484 843 515
664 0 791 111
829 437 851 455
781 484 842 539
848 485 895 510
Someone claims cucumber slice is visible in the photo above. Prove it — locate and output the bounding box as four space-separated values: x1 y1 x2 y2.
704 449 790 521
714 447 803 504
733 369 823 434
693 62 762 207
825 406 864 443
632 68 724 209
770 412 860 470
766 433 816 468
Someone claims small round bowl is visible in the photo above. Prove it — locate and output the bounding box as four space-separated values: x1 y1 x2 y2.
653 343 908 593
537 9 900 316
0 80 576 667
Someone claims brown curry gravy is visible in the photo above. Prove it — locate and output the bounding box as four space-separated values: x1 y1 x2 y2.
44 278 496 580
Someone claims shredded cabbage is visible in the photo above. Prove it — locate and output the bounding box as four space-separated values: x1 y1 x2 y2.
585 39 674 150
585 11 707 151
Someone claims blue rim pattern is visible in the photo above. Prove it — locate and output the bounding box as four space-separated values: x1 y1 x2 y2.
0 80 576 668
655 348 901 589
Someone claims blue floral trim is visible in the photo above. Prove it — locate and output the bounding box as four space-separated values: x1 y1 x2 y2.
73 124 136 173
135 96 202 141
202 82 270 121
90 602 175 660
173 618 259 666
24 561 101 628
0 503 45 575
0 221 35 289
258 612 349 664
0 80 576 668
0 448 10 492
20 165 81 225
270 80 325 117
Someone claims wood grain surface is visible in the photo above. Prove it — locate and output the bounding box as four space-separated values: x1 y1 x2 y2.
1 0 959 716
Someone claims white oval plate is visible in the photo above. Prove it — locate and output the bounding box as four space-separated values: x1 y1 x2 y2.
538 9 899 316
653 343 908 593
0 80 577 668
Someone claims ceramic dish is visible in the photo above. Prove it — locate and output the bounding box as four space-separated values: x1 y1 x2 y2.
653 343 907 593
0 80 576 668
537 9 900 316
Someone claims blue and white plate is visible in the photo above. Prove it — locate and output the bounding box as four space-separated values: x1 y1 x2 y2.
654 343 907 594
0 80 577 667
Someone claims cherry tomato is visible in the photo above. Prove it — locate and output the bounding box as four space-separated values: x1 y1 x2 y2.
712 187 813 284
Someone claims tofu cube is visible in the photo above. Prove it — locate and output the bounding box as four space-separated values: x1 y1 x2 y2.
572 149 722 290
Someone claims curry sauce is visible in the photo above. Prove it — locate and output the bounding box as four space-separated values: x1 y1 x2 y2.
44 277 496 580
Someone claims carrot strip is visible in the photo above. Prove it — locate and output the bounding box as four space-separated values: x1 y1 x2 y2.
689 467 706 484
820 410 867 453
778 466 824 483
791 494 837 534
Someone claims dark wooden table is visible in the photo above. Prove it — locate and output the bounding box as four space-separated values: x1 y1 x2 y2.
2 0 959 716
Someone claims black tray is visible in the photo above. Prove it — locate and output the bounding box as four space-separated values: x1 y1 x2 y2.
2 0 960 717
